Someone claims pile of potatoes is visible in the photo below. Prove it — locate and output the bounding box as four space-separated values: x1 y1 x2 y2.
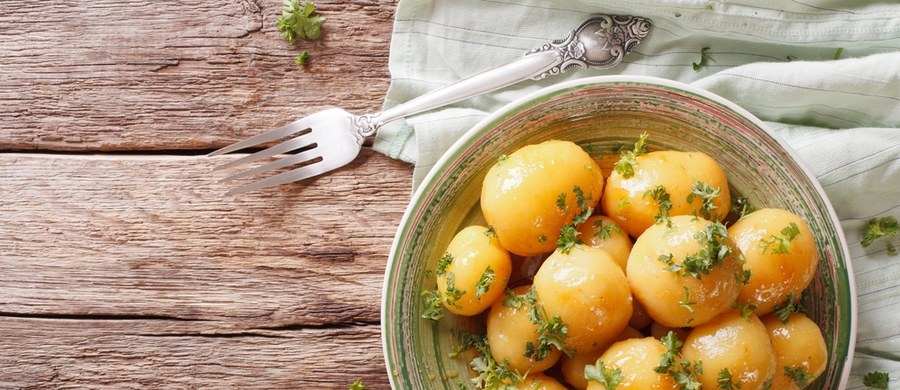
428 138 827 389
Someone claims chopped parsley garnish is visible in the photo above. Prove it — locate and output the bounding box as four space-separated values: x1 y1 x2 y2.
784 366 815 388
502 288 523 309
421 289 444 321
773 293 803 324
557 193 569 211
585 360 624 389
693 47 715 71
731 196 756 222
436 253 453 277
444 272 466 308
717 368 741 389
672 359 704 389
617 198 630 210
679 286 697 314
646 185 674 227
484 226 498 238
523 290 572 360
678 222 732 279
277 0 326 44
655 331 684 374
497 154 508 165
738 268 752 285
761 378 772 390
734 302 756 319
462 334 523 389
686 181 721 221
863 370 889 389
613 133 649 178
759 222 800 254
474 266 495 299
556 185 594 254
349 379 367 390
862 216 898 255
593 219 623 240
538 234 548 243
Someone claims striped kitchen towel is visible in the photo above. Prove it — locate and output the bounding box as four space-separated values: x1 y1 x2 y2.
373 0 900 388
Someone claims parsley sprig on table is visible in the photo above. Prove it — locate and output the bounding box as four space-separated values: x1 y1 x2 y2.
348 379 366 390
862 216 899 255
863 370 889 389
277 0 326 43
585 359 624 389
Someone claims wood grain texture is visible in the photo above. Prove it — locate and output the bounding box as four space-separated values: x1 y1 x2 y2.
0 0 396 151
0 317 390 389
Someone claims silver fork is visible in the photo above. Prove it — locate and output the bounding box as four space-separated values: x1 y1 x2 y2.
209 14 651 195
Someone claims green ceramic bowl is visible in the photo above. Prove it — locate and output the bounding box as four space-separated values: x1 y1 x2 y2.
382 76 856 389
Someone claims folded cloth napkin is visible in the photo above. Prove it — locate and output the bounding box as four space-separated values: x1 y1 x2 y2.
374 0 900 387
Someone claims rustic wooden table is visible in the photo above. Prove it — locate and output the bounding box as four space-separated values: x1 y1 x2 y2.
1 1 406 388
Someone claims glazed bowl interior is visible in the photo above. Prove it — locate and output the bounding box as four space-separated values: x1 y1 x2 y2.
382 75 855 389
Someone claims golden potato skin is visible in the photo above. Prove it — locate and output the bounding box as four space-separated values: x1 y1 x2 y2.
481 140 604 256
487 286 561 374
626 215 744 327
516 374 568 390
561 327 644 390
762 313 828 389
585 337 679 390
576 215 632 271
533 246 633 353
437 225 512 316
729 208 818 315
602 151 731 238
681 310 777 390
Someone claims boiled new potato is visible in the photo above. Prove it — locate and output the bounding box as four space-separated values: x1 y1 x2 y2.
729 208 818 315
681 310 777 390
627 215 744 327
602 150 731 237
486 286 561 374
576 215 632 270
560 327 644 390
763 312 828 389
437 225 511 316
585 337 679 390
533 245 632 353
481 140 604 256
515 374 568 390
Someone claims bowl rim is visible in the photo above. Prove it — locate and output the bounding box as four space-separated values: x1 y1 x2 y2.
380 74 857 389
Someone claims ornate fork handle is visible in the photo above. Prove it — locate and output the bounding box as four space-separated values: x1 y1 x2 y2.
352 14 652 140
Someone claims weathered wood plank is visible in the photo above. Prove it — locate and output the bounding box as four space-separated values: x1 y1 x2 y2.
0 151 412 328
0 317 389 389
0 0 397 151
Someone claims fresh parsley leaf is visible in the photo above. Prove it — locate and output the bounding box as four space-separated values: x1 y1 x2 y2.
474 266 495 300
617 198 630 210
502 288 524 309
295 50 309 65
436 253 453 277
556 185 593 254
585 360 624 389
349 379 367 390
453 332 522 389
693 47 715 71
863 370 889 389
557 193 568 212
774 293 803 324
784 366 815 388
556 225 581 254
522 289 571 361
862 217 899 255
277 0 326 44
734 302 756 319
655 331 684 374
731 196 756 222
646 185 673 227
717 368 741 389
444 272 466 308
484 226 498 238
421 289 444 321
739 268 752 285
679 286 697 314
593 219 623 240
687 181 721 221
677 222 732 279
538 234 548 243
613 133 649 178
671 360 703 390
572 186 593 226
833 47 844 60
759 222 800 255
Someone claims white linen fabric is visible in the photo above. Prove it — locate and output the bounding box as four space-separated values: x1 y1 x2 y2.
373 1 900 388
